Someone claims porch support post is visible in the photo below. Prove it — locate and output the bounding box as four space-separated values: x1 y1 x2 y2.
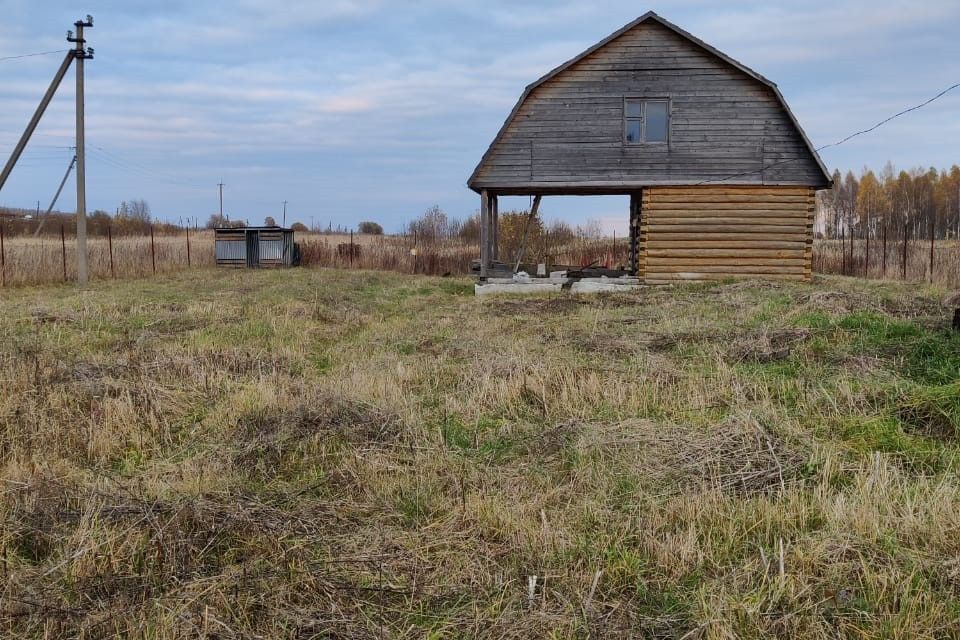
480 189 490 279
491 194 499 261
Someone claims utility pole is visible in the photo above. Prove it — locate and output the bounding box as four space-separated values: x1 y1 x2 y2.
218 181 224 220
282 200 287 227
69 15 94 284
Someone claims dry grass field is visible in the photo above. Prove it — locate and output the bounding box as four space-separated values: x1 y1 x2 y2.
1 269 959 638
812 239 960 287
0 232 213 286
1 231 629 286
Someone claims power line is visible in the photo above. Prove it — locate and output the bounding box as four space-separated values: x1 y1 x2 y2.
86 146 209 190
0 49 69 62
698 81 960 185
816 82 960 153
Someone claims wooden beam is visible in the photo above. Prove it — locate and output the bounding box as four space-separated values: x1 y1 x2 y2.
513 195 542 273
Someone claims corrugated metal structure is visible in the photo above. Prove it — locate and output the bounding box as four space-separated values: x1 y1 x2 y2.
214 227 296 268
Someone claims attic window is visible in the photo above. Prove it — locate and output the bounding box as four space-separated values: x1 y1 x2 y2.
625 99 669 144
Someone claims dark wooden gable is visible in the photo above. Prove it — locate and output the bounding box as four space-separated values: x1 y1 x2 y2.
468 12 831 194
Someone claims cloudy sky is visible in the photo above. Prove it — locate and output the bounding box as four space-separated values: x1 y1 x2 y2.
1 0 958 231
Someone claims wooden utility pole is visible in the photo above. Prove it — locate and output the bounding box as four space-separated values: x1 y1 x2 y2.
69 16 94 284
218 181 225 219
0 52 75 193
282 200 287 227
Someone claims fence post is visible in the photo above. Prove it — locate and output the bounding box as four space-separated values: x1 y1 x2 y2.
865 218 870 278
150 224 156 274
902 222 909 280
186 225 191 267
108 224 115 278
544 227 549 271
61 224 67 282
882 222 887 279
349 229 354 267
612 229 616 269
0 222 5 287
840 227 846 275
929 213 935 283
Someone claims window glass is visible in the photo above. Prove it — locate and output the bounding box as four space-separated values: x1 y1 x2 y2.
625 100 642 118
645 101 668 142
625 119 641 143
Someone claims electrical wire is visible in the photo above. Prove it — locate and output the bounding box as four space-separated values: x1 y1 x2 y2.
86 146 210 190
0 49 68 62
697 81 960 185
816 82 960 153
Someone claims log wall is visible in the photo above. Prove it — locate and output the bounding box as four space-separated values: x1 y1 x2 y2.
638 186 814 283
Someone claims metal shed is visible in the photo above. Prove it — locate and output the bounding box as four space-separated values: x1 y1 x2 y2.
214 227 296 268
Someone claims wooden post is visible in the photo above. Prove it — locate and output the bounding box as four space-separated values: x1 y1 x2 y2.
850 229 854 276
413 229 418 274
628 193 640 275
108 224 114 278
929 213 935 283
543 227 549 270
350 229 354 267
0 223 5 287
479 190 490 279
491 195 499 261
61 224 67 281
513 195 542 273
902 222 909 280
840 227 845 275
865 212 870 278
611 229 616 269
185 225 191 267
150 224 156 274
882 222 887 278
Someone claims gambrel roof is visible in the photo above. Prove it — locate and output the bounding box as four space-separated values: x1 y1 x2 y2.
469 11 831 192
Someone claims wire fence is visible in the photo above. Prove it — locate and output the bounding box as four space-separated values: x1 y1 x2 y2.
0 225 642 287
3 223 958 288
812 236 960 287
0 224 209 287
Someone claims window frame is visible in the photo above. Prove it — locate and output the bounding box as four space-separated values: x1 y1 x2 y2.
623 97 671 146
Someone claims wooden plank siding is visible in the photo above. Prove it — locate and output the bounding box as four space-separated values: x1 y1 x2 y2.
638 186 815 283
469 15 830 193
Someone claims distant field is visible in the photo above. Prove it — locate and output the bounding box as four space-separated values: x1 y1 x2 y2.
1 269 959 637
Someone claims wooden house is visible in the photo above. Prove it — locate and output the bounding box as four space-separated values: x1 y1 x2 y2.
469 11 831 283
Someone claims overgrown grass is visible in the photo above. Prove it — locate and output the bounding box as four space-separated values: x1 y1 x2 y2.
1 269 958 638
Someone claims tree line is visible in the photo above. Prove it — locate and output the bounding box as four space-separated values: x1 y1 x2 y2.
0 200 186 236
818 164 960 241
